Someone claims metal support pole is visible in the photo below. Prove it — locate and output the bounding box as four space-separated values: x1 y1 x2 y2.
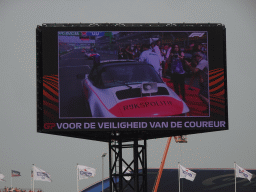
118 137 123 191
32 164 35 192
109 139 112 192
102 153 107 192
77 163 79 192
143 139 147 192
178 162 180 192
134 139 139 191
234 162 236 192
102 157 104 192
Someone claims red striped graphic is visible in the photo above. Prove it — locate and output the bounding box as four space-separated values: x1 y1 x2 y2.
43 80 58 90
210 82 224 93
43 75 59 121
209 71 224 81
210 96 225 104
209 75 224 86
43 90 58 103
212 89 225 97
44 109 57 120
43 100 59 112
210 107 225 116
209 68 226 116
210 101 225 109
209 68 223 75
43 82 58 97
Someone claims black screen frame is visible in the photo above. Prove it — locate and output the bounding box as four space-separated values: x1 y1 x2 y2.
37 23 228 142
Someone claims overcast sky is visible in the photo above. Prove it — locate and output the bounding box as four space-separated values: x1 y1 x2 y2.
1 0 256 191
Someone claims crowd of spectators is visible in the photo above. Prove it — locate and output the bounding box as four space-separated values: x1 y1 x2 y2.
117 40 209 107
0 187 42 192
117 41 207 64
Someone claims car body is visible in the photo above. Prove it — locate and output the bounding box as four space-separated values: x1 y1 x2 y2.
81 60 189 117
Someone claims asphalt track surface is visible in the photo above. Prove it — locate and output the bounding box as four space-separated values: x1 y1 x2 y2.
59 49 117 118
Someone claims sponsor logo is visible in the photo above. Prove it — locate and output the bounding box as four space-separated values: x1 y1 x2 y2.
44 123 56 129
12 171 21 176
189 32 205 38
182 170 193 177
80 169 92 177
37 172 50 179
239 169 248 178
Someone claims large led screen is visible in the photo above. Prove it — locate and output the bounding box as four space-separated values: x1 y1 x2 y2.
37 24 228 141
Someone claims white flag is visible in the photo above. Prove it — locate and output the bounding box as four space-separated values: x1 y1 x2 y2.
77 165 96 180
235 164 252 181
179 165 196 181
123 166 131 181
0 173 6 182
33 166 52 182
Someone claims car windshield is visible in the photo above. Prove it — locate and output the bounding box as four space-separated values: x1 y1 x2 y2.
100 64 163 88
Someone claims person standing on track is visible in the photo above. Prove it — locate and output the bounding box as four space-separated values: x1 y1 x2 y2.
167 44 186 101
124 45 134 59
139 44 162 77
153 40 164 66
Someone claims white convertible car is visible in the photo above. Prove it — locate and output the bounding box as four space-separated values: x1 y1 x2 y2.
81 60 189 117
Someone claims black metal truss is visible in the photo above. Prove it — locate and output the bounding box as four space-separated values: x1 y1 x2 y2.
109 135 147 192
